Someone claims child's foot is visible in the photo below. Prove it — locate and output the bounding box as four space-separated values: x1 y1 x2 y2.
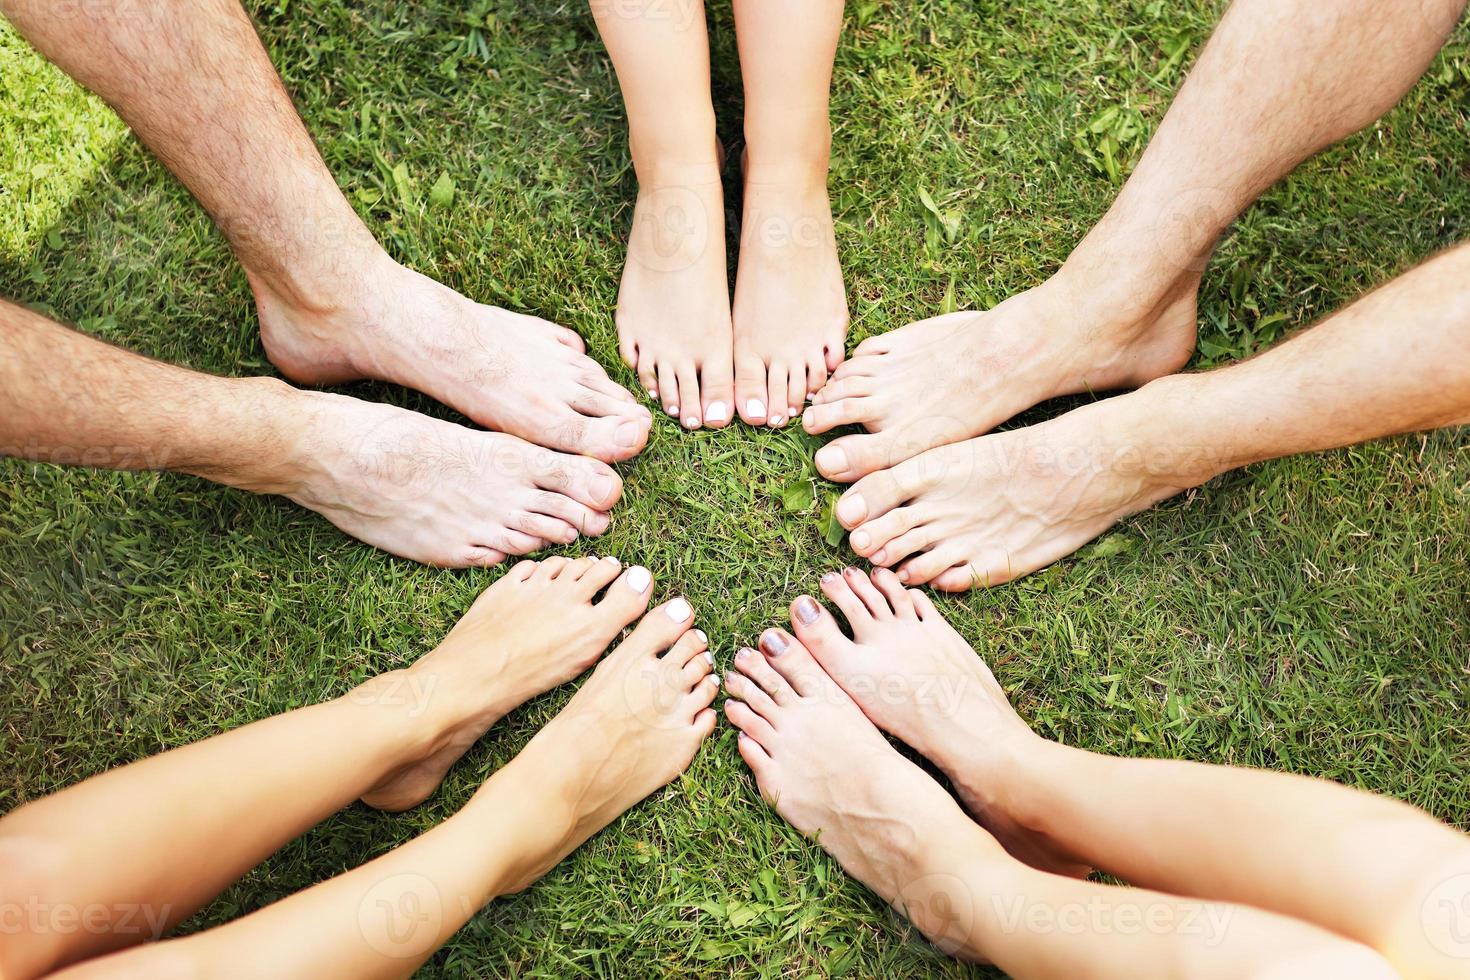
724 630 1001 957
787 567 1090 876
490 596 721 889
254 253 653 463
832 388 1207 589
805 273 1197 482
276 392 622 567
360 557 657 811
614 164 736 431
733 165 848 428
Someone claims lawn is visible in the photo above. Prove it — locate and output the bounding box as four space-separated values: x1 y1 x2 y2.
2 1 1469 976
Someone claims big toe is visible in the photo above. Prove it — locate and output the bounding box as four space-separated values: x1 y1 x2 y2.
621 594 698 658
595 562 657 626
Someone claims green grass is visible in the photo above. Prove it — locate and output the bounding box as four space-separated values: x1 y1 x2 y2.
3 1 1470 975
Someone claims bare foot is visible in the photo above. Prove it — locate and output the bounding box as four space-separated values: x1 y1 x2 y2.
723 630 1002 958
361 556 656 811
614 165 736 431
788 567 1089 876
833 386 1209 589
733 168 848 428
805 272 1197 482
490 595 721 889
254 252 653 463
279 392 623 567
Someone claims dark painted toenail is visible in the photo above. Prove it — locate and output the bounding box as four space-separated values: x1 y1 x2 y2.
761 629 789 655
795 597 820 626
820 571 840 585
735 647 753 662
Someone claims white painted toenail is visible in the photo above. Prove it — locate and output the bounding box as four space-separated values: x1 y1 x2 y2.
626 566 651 593
695 629 708 644
666 597 693 622
769 415 785 427
684 416 700 429
746 399 766 419
705 401 729 423
837 494 866 524
705 650 716 666
818 445 850 475
647 388 658 398
666 404 679 415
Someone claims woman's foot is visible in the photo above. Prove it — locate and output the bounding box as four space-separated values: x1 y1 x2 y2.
805 271 1197 482
276 391 623 568
360 556 658 811
724 630 1002 957
732 163 848 428
833 385 1210 589
614 163 736 431
787 567 1089 876
254 252 653 463
490 596 721 889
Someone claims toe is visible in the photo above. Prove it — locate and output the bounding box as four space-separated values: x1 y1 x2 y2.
910 588 940 618
896 543 972 588
725 699 776 744
871 569 917 618
785 366 807 421
686 671 720 717
596 563 656 620
691 704 718 740
535 458 623 513
669 629 712 673
867 523 935 569
733 643 795 704
484 527 544 556
736 728 774 778
818 569 873 627
789 593 858 667
509 559 540 582
582 371 640 405
812 374 874 406
513 512 579 546
583 414 650 461
803 395 875 435
634 351 658 402
463 546 509 568
699 364 735 430
675 363 703 430
735 353 768 424
656 362 679 417
534 556 570 581
765 364 789 427
724 658 780 719
847 505 918 561
843 565 893 618
834 455 931 530
577 554 624 590
805 355 829 400
622 594 696 656
932 563 986 592
529 490 607 538
815 431 905 482
759 629 848 702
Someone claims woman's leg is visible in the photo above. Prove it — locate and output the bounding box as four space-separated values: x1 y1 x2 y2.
730 0 848 428
786 568 1470 977
54 595 719 979
592 0 736 431
724 629 1396 977
0 557 658 980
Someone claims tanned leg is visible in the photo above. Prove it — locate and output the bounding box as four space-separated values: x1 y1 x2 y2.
725 629 1400 978
45 585 718 980
0 0 652 462
807 0 1467 481
830 242 1470 590
0 301 624 566
730 0 848 428
590 0 735 430
784 572 1470 978
0 558 659 979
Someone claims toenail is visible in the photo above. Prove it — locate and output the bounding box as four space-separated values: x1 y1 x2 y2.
820 571 841 585
705 401 729 423
819 446 850 476
647 388 658 398
735 647 753 663
616 420 642 448
837 493 866 524
695 629 708 644
666 404 679 415
746 399 766 419
666 597 693 621
626 566 652 593
591 475 617 505
769 415 785 427
795 596 820 626
704 650 716 667
851 530 871 551
684 415 700 429
897 569 911 583
872 549 887 565
761 629 789 655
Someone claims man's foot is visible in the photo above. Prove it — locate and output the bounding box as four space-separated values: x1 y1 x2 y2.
278 392 623 567
253 253 653 463
360 556 657 811
832 388 1207 589
805 272 1197 482
787 567 1089 876
614 165 736 431
732 165 848 428
724 630 1002 957
490 596 721 890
